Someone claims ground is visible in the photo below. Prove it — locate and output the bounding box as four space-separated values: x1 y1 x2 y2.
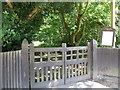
52 76 119 89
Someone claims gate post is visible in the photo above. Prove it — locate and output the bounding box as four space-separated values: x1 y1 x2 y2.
21 39 29 88
92 39 98 80
88 42 93 79
88 39 98 80
30 43 34 88
62 43 66 85
0 53 3 90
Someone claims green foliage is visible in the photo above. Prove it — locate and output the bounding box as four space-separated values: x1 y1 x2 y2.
2 2 113 51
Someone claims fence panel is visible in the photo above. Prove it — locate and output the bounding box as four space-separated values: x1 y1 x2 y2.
97 48 119 77
65 46 90 84
0 50 22 88
30 44 64 88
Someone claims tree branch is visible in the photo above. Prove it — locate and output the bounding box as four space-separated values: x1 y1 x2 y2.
72 2 89 44
6 0 13 9
60 12 70 36
75 22 86 46
27 5 42 20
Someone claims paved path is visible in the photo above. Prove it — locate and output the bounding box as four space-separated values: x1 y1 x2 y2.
94 76 120 88
52 80 109 88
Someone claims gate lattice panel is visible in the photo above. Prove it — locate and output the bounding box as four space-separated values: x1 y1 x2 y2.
30 43 91 88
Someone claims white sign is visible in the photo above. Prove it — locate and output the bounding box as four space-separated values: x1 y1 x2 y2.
101 31 114 46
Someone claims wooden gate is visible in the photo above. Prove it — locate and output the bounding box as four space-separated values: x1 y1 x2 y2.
29 43 92 88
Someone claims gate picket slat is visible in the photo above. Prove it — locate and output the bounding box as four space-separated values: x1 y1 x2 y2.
84 62 86 74
41 68 44 82
81 63 83 75
46 67 48 81
54 66 56 80
68 65 70 78
75 64 77 77
50 66 52 80
71 64 73 77
37 68 40 82
58 66 60 79
78 64 80 76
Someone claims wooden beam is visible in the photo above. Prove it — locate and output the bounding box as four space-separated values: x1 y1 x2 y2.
111 0 116 28
111 0 116 48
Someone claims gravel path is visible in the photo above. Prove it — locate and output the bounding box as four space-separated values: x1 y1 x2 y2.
53 80 109 88
94 75 120 88
52 76 120 89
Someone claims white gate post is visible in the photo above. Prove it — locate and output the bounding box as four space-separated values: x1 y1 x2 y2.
21 39 29 88
92 39 98 80
62 43 66 85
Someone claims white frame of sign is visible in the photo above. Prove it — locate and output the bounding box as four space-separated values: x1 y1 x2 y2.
101 30 115 46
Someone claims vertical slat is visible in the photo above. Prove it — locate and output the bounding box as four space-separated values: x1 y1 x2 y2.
81 63 83 75
71 64 73 77
78 63 80 76
77 50 79 60
48 51 50 61
84 62 86 74
4 52 7 88
37 68 40 82
9 52 12 88
18 50 22 88
21 39 29 88
41 68 44 82
11 52 14 88
0 53 3 89
58 66 60 79
75 64 77 77
16 51 19 88
46 67 48 81
30 43 35 88
65 65 68 78
13 51 16 88
71 50 72 60
7 52 10 88
2 53 5 88
50 66 52 80
55 51 57 61
68 65 70 78
54 66 56 80
82 50 84 58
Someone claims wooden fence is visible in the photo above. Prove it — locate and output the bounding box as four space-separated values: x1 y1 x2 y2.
1 39 119 89
96 47 119 77
0 39 29 89
0 50 22 88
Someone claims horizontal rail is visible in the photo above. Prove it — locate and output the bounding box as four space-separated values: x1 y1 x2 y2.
34 47 63 52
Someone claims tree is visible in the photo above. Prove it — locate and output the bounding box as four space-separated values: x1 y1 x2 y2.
2 2 111 51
